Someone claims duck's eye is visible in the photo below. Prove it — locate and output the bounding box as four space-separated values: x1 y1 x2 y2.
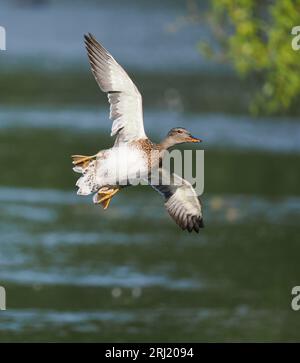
177 130 183 134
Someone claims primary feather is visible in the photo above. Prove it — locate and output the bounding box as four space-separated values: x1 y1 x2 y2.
84 33 147 145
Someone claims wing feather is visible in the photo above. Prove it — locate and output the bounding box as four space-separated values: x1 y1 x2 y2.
84 33 146 144
151 169 204 233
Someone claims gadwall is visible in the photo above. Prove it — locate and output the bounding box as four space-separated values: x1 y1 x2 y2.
72 34 204 232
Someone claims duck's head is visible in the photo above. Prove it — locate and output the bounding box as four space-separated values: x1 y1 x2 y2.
166 127 202 146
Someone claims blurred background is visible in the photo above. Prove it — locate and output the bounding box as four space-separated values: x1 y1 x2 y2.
0 0 299 342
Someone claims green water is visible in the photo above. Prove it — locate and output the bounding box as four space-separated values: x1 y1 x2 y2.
0 110 299 341
1 0 300 343
1 9 300 338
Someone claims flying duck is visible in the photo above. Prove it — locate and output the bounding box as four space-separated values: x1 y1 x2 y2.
72 34 204 232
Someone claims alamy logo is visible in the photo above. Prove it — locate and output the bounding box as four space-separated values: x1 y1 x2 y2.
291 286 300 311
0 26 6 50
0 286 6 310
292 26 300 51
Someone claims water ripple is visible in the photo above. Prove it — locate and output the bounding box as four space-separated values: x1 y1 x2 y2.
0 108 300 153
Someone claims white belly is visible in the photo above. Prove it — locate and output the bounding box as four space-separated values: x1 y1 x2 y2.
95 146 149 186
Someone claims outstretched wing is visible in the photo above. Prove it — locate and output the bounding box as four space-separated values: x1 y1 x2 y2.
84 33 147 144
150 169 204 232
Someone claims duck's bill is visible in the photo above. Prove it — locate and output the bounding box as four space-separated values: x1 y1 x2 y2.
187 135 202 143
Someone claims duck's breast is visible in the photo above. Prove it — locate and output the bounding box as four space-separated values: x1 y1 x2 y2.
95 145 149 186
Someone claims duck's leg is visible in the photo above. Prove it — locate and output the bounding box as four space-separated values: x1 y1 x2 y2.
94 186 120 210
72 154 97 169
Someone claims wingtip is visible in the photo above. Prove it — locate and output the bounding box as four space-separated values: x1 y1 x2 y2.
175 214 204 233
84 33 96 47
83 33 108 57
185 217 204 233
84 32 93 40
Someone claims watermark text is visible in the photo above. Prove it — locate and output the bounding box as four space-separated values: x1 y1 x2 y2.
292 26 300 51
0 286 6 310
291 286 300 311
0 26 6 51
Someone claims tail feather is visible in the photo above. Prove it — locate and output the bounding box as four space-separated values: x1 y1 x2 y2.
75 160 97 195
72 154 98 195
